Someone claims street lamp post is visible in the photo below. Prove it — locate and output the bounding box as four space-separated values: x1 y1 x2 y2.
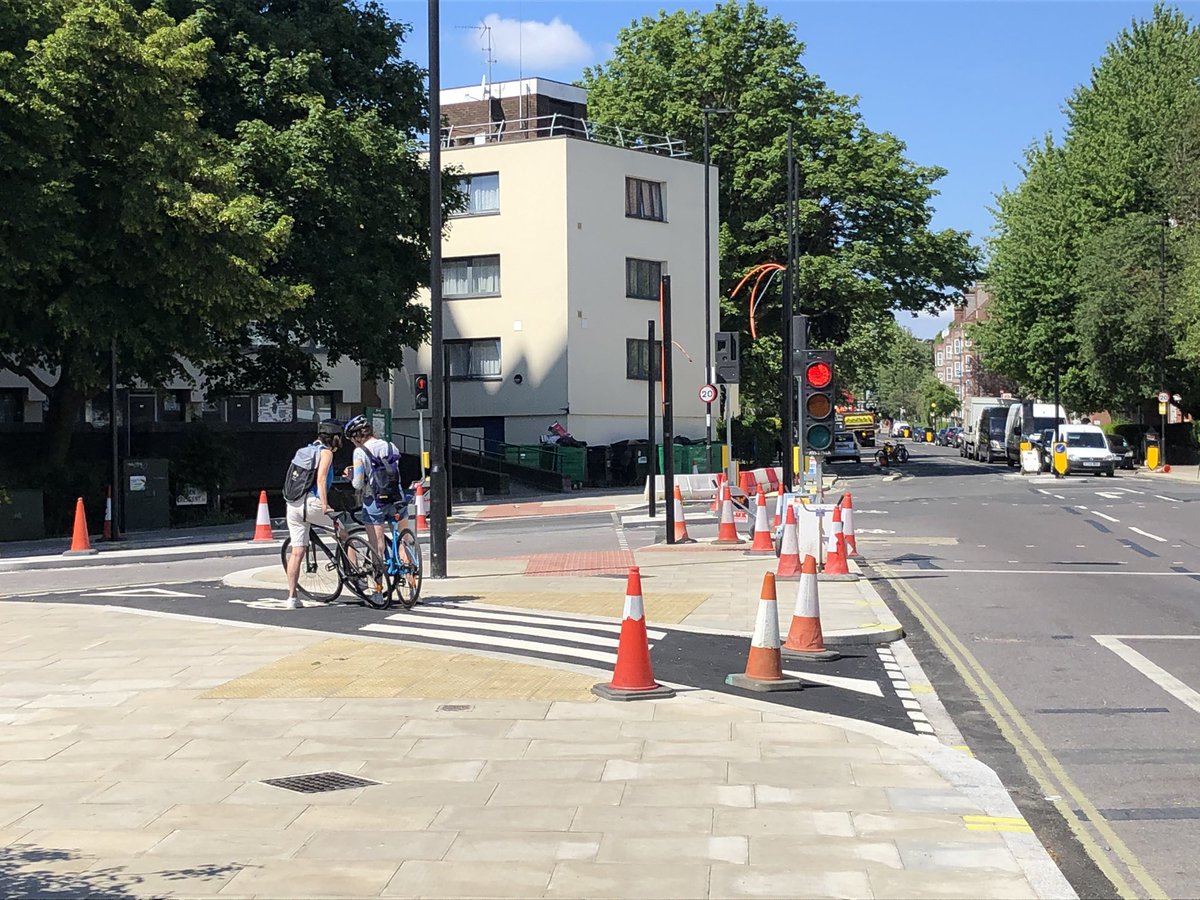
701 107 732 472
427 0 447 577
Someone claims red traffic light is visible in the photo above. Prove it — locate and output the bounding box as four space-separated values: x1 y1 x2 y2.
414 374 428 391
805 360 832 388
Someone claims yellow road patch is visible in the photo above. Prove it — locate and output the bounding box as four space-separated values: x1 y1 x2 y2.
963 815 1032 833
203 637 599 702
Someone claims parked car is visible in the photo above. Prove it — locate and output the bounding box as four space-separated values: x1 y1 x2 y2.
945 426 963 447
1106 433 1135 470
935 428 949 445
1058 424 1116 477
890 420 911 438
827 431 862 464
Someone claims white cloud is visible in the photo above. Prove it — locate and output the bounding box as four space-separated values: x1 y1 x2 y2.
464 14 592 73
896 308 953 341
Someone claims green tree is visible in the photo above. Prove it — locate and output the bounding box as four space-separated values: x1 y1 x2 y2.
582 1 978 428
0 0 301 469
919 375 960 423
872 329 933 421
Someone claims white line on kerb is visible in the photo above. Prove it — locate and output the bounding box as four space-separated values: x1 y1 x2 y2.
1128 526 1167 543
1094 636 1200 718
1155 494 1182 503
1092 511 1120 523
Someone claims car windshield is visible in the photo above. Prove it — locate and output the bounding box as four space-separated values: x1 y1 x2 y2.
1030 417 1061 433
1066 432 1106 449
1108 435 1129 450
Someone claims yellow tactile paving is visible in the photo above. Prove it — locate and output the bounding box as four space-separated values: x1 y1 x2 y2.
202 638 598 702
963 814 1033 833
472 591 709 624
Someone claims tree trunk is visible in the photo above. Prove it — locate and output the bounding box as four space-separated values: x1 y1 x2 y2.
41 372 86 476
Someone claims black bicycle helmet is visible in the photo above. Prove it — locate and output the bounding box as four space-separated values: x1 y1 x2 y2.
344 414 370 438
317 418 344 437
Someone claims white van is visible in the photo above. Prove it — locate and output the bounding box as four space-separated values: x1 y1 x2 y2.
1003 402 1067 466
1056 424 1116 477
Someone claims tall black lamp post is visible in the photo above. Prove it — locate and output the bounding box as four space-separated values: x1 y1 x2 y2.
427 0 447 577
701 107 732 471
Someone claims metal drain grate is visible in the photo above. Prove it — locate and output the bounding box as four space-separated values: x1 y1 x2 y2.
261 771 379 794
437 704 473 712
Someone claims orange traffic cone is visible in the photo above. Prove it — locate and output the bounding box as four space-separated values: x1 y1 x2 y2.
739 470 757 503
772 490 784 530
592 568 675 701
102 485 113 541
775 503 802 579
252 491 273 542
783 554 840 661
841 492 858 558
713 484 744 545
414 482 429 532
62 497 98 557
727 572 802 692
671 485 695 544
819 504 856 580
747 487 774 555
709 473 725 513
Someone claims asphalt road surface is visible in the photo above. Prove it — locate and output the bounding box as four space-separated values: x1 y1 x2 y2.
853 441 1200 900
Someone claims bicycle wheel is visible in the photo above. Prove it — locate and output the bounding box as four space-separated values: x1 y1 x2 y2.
341 535 391 609
282 534 342 603
392 527 423 609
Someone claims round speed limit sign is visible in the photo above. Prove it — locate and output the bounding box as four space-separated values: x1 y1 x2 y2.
699 384 718 404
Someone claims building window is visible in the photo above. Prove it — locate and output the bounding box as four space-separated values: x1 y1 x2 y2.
936 351 943 366
295 393 334 422
626 258 663 300
954 362 962 377
447 338 501 380
954 384 962 396
452 172 499 216
0 389 23 423
444 255 500 298
954 338 962 354
626 338 663 381
625 177 665 221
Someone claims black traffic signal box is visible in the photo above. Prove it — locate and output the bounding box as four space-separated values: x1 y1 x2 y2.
413 373 429 411
714 331 740 385
799 350 836 452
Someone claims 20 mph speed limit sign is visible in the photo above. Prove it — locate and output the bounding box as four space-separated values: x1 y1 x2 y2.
699 384 718 404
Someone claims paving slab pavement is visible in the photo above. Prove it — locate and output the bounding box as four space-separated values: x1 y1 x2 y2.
0 602 1073 899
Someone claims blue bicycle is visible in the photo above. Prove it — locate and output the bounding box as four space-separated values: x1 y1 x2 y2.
351 492 422 610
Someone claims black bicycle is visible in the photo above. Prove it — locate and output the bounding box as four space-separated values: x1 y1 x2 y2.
280 511 390 604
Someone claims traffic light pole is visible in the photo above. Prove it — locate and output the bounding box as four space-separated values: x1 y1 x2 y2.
661 275 676 544
782 123 795 494
427 0 447 578
647 320 656 519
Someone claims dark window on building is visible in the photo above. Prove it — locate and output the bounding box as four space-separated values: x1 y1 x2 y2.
625 177 665 221
160 391 186 422
626 258 663 300
451 173 499 216
446 338 502 380
226 395 252 424
295 393 334 423
0 389 24 423
626 338 663 381
129 392 157 425
444 255 501 298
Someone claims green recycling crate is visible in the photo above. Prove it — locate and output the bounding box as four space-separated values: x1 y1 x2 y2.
549 446 587 486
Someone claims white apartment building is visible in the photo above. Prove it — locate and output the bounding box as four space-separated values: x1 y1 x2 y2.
394 78 717 449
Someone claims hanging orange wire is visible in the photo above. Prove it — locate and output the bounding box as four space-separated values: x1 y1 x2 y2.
729 262 785 339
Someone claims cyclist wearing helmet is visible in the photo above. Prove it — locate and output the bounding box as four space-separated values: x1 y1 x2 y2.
284 419 342 609
342 415 407 566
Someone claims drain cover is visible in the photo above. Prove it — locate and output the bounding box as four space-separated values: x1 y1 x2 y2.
261 771 379 793
437 704 473 712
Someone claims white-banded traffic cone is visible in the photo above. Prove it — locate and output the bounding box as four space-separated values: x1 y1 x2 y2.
672 485 695 543
414 482 429 532
782 554 840 661
773 490 784 530
709 473 725 513
775 503 802 580
714 484 744 545
592 567 675 701
819 504 856 581
747 486 774 555
841 492 858 558
727 572 802 691
251 491 273 542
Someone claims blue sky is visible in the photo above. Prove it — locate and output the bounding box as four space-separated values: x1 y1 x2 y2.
384 1 1186 337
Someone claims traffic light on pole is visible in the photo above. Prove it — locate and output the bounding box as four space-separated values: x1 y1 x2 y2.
800 350 836 452
413 373 430 411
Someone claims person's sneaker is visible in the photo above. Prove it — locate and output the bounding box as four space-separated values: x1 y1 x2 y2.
286 596 302 609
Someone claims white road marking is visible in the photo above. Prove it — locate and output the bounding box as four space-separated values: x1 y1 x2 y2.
1155 495 1181 503
396 615 653 648
1037 489 1055 496
1128 527 1167 543
1092 511 1120 523
1116 488 1145 495
1075 505 1089 510
1096 491 1123 500
1053 494 1065 500
82 587 204 598
1094 636 1200 718
411 605 666 639
782 669 883 697
361 623 619 664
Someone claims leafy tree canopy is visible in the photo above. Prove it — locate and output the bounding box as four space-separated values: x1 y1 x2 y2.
582 0 978 427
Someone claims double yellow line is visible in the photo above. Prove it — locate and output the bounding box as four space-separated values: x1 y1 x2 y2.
878 563 1166 900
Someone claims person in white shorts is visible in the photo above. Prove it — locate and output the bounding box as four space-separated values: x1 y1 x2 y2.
284 419 342 608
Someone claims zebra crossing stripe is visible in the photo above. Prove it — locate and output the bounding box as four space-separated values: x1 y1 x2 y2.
360 623 620 665
408 605 667 639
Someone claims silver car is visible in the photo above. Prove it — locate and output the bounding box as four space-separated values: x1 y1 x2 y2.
827 431 862 464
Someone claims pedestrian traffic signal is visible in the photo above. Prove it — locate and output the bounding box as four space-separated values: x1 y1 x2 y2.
800 350 836 452
413 373 429 411
714 331 740 384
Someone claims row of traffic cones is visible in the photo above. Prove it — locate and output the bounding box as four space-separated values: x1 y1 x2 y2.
593 557 840 702
773 493 859 581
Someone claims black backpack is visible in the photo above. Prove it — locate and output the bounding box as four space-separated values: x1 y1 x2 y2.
282 441 323 502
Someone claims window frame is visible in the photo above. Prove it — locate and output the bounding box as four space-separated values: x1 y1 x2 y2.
625 177 666 222
446 338 503 381
625 257 664 300
443 254 501 299
451 172 500 218
626 338 663 381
